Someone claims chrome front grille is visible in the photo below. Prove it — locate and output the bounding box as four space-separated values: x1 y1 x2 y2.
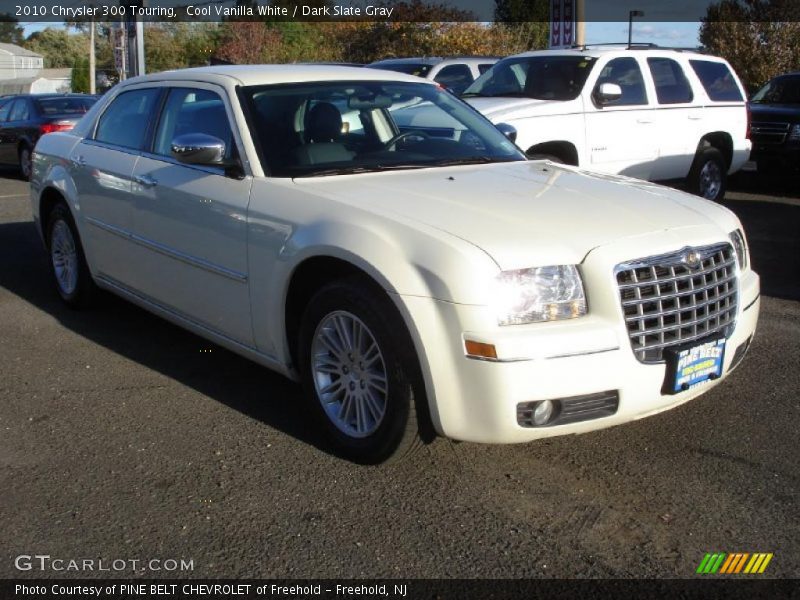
615 243 738 363
750 121 790 144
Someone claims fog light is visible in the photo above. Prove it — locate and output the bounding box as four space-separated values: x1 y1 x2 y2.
533 400 554 425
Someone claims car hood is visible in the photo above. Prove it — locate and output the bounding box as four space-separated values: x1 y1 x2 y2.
749 103 800 122
293 161 738 270
463 96 574 121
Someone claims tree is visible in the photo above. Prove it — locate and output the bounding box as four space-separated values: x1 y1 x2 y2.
700 0 800 92
494 0 549 51
71 56 90 93
23 27 89 68
0 15 24 45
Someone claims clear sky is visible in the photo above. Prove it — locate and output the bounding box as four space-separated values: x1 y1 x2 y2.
586 21 701 47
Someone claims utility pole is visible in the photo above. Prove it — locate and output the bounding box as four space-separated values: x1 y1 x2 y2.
89 14 96 94
575 0 585 46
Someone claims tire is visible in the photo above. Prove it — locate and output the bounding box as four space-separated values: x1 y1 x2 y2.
297 277 426 464
46 202 98 308
19 145 32 181
688 146 727 202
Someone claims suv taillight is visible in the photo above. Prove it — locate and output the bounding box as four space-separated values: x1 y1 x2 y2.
745 103 751 140
40 122 74 135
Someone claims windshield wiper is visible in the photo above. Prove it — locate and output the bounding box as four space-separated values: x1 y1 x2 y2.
428 156 516 167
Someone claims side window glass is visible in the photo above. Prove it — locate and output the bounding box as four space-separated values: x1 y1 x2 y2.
0 99 11 122
95 88 160 150
689 60 743 102
9 99 30 121
595 57 648 106
478 63 494 75
153 88 234 159
648 58 694 104
434 65 474 95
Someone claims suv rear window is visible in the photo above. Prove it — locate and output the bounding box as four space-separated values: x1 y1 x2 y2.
689 60 743 102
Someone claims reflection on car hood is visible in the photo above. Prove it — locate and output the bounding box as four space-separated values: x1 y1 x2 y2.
293 161 738 270
463 96 575 121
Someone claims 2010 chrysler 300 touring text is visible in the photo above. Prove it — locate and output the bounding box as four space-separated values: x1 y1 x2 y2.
30 66 760 463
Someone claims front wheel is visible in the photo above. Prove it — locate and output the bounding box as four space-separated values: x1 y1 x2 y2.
297 278 426 464
688 146 727 201
46 202 98 308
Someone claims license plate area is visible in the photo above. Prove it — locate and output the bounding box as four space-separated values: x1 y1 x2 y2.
663 337 726 395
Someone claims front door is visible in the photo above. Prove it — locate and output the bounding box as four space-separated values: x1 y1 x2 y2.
126 86 254 346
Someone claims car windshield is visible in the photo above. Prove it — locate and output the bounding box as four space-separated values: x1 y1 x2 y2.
35 96 97 115
240 80 525 178
463 55 597 101
751 76 800 104
365 63 434 78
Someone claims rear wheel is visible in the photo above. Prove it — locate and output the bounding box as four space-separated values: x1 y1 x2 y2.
688 146 727 201
19 145 32 181
46 202 98 308
297 278 425 464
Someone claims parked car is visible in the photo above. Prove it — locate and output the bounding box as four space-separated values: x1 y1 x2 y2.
31 65 759 463
366 56 498 95
748 72 800 174
0 94 98 179
462 46 751 202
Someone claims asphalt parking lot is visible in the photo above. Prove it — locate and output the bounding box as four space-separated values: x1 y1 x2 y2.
0 168 798 579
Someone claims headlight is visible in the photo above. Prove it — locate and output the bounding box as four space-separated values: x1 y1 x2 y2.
491 265 587 326
729 229 748 270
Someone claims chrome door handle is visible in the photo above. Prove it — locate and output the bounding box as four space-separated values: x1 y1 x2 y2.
688 114 703 120
636 118 653 124
134 174 158 188
70 155 86 167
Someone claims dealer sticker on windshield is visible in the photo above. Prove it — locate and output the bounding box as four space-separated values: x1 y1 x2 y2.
665 338 726 394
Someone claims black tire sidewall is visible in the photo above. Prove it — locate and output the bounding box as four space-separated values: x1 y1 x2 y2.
297 280 418 463
19 145 32 181
46 203 95 307
690 147 727 202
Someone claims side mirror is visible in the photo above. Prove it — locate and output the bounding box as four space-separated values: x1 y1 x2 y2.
496 122 517 143
171 133 226 166
594 82 622 105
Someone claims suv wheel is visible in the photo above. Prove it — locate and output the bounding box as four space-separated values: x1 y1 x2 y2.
297 278 425 464
46 202 98 308
688 147 727 201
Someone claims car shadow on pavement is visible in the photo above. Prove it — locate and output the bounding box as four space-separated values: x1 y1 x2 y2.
723 174 800 302
0 219 336 458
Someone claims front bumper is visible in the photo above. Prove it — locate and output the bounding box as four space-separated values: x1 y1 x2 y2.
399 229 761 444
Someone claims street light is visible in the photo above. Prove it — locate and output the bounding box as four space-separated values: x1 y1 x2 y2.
628 10 644 49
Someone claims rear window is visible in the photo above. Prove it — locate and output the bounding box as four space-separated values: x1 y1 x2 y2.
689 60 743 102
647 58 693 104
35 96 97 115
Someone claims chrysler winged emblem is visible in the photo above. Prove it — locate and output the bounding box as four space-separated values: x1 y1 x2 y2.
684 250 702 269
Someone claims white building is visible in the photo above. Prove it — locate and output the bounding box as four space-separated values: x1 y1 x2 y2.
0 43 72 95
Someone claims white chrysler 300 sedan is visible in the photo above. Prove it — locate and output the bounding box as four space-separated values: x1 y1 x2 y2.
30 66 760 463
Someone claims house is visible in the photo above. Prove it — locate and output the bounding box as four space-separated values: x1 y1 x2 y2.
0 43 72 95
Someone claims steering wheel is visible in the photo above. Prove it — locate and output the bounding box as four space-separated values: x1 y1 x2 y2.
384 130 431 150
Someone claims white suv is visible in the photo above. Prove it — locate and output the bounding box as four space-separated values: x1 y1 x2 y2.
463 47 751 201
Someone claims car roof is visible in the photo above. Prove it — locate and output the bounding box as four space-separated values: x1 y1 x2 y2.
369 56 499 66
121 64 433 87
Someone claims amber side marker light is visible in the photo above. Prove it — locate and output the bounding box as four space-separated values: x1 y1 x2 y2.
464 339 498 360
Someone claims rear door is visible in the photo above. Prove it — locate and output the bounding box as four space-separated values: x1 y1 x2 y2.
644 57 700 180
1 98 32 164
127 85 254 345
72 86 162 283
0 98 13 164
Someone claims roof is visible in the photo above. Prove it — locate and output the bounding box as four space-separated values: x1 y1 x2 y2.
370 56 499 66
509 46 716 61
0 43 42 58
123 64 434 87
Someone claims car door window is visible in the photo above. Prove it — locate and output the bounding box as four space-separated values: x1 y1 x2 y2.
478 63 494 75
648 58 694 104
0 99 12 122
95 88 160 150
594 57 648 106
434 64 474 95
153 88 234 159
8 98 30 121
